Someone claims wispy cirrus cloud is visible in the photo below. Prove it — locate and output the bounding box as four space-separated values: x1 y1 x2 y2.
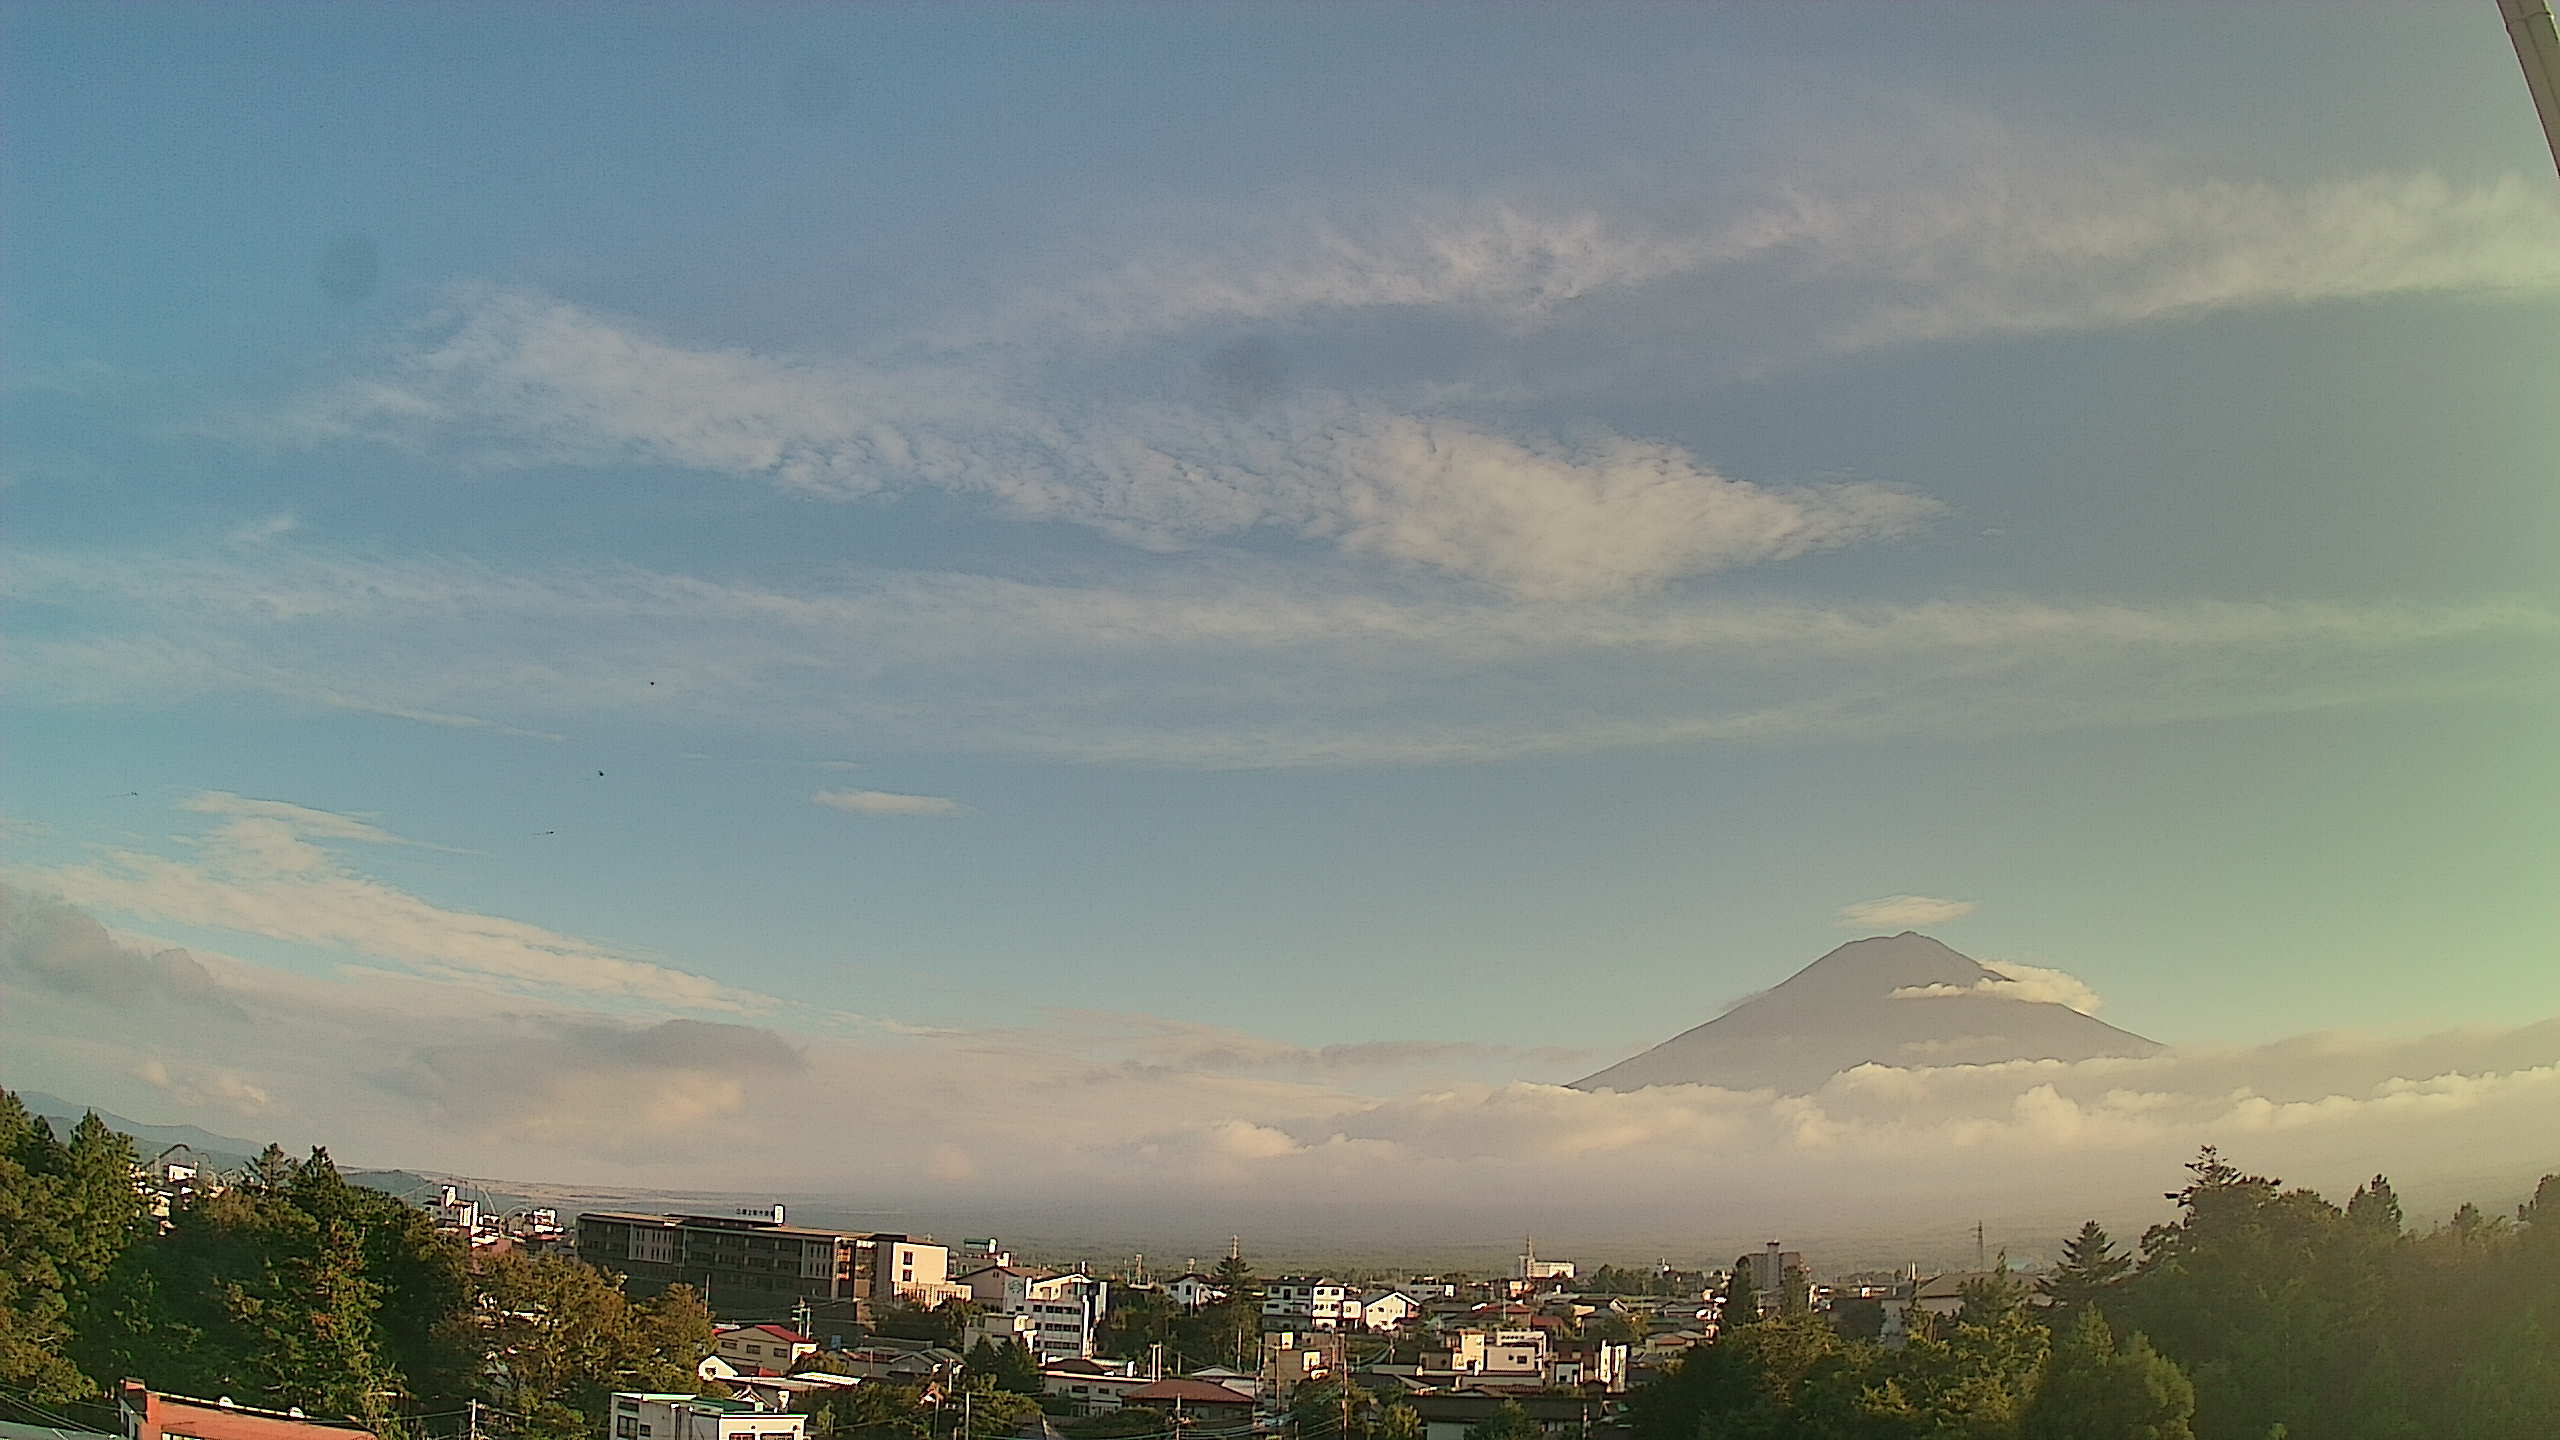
814 788 969 819
8 799 766 1014
952 159 2560 361
7 538 2557 769
280 289 1932 600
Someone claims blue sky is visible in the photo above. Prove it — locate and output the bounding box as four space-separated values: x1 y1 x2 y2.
4 3 2558 1236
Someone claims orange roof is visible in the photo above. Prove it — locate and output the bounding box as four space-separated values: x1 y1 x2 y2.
148 1399 376 1440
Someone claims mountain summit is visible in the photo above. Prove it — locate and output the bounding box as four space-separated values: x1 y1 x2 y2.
1570 932 2162 1094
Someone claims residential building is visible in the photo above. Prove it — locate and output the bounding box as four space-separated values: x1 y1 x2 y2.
1259 1330 1342 1397
956 1266 1109 1361
581 1212 863 1317
715 1324 818 1376
431 1185 480 1235
1406 1393 1607 1440
1164 1272 1226 1309
1422 1328 1549 1383
951 1237 1012 1272
1353 1289 1422 1331
608 1394 804 1440
1262 1276 1353 1329
814 1340 964 1385
1040 1359 1155 1414
578 1212 961 1319
118 1385 375 1440
717 1377 860 1415
1120 1380 1255 1422
864 1233 965 1305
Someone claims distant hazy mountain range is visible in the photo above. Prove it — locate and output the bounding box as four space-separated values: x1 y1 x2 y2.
15 1090 506 1211
1571 932 2162 1094
18 1090 274 1164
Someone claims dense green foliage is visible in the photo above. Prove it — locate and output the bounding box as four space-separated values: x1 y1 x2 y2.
964 1336 1045 1397
1584 1265 1711 1298
1629 1147 2560 1440
0 1090 717 1436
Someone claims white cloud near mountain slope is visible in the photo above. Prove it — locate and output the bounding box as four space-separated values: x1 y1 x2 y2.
9 797 764 1014
1894 960 2108 1017
8 538 2557 767
6 882 2554 1233
286 288 1931 600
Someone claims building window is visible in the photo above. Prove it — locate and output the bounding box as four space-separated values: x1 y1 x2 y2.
618 1422 638 1438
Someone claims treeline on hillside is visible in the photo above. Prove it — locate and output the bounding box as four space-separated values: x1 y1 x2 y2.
0 1090 709 1439
1630 1147 2560 1440
1580 1265 1712 1299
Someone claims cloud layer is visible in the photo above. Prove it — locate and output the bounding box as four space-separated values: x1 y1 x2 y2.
8 872 2554 1263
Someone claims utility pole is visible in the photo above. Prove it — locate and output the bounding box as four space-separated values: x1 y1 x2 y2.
2500 0 2560 178
466 1401 481 1440
1974 1222 1986 1272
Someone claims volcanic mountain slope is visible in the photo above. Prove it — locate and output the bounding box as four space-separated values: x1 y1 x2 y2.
1570 932 2162 1094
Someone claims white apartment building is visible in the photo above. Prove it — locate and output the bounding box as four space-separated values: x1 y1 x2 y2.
1262 1277 1354 1330
611 1394 805 1440
956 1266 1110 1361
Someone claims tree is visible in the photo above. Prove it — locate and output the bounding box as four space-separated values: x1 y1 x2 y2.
967 1336 1045 1396
823 1382 935 1440
956 1381 1041 1440
1195 1252 1264 1371
1720 1264 1758 1332
1461 1401 1542 1440
0 1092 94 1402
2043 1221 2134 1313
1097 1284 1178 1359
1290 1379 1373 1440
441 1252 710 1426
2346 1176 2403 1238
1376 1404 1421 1440
2025 1307 2196 1440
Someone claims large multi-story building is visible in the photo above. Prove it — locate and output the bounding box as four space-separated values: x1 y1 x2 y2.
1732 1241 1812 1315
578 1212 959 1320
957 1265 1110 1361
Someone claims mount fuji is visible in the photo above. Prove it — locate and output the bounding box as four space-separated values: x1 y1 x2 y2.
1571 932 2162 1094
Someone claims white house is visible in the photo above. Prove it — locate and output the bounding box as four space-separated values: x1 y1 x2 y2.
610 1394 805 1440
1165 1273 1228 1310
1262 1277 1353 1329
1354 1290 1422 1331
1040 1359 1153 1413
715 1324 817 1376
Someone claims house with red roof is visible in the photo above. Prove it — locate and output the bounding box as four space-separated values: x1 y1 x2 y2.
715 1322 818 1376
